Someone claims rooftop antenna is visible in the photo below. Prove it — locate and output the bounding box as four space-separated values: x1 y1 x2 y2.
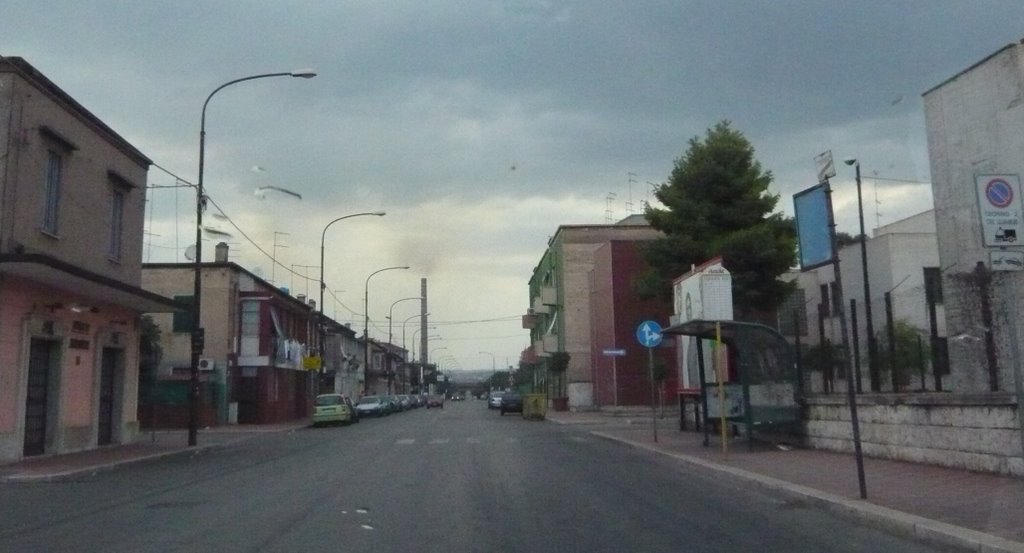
605 192 617 223
626 172 637 214
646 181 660 207
872 171 882 228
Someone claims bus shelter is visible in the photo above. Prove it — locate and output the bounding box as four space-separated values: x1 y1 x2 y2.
662 319 801 448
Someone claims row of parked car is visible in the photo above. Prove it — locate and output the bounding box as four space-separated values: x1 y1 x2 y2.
486 390 524 416
312 392 445 426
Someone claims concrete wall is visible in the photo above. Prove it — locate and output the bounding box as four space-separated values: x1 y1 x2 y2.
924 41 1024 394
801 393 1023 476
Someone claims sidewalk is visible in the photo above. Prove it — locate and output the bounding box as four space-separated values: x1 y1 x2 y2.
0 421 309 482
547 409 1024 553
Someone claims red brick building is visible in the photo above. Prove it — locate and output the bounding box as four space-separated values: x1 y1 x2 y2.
589 240 676 407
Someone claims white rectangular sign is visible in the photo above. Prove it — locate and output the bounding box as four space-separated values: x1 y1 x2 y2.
990 250 1024 271
976 174 1023 247
602 348 626 356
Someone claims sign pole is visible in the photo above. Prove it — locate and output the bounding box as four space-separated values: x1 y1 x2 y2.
612 355 618 408
636 320 664 444
824 177 869 500
648 346 658 443
716 322 728 458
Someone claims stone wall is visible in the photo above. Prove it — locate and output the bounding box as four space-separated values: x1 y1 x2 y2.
801 393 1023 476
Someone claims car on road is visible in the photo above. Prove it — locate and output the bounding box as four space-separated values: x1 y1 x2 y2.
355 395 387 417
397 394 413 410
499 392 523 416
313 394 353 426
426 394 445 408
487 391 506 409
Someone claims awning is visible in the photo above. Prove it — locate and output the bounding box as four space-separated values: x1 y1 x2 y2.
0 253 183 313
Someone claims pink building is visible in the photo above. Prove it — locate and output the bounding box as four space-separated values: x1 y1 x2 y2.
0 57 178 463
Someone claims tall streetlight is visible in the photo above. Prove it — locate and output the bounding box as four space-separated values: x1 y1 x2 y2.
189 68 316 447
479 351 496 389
319 212 386 317
402 312 429 352
845 158 879 392
411 330 439 359
387 296 422 393
363 266 410 382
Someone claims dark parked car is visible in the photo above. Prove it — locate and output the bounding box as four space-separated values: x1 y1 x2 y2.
500 392 523 416
426 394 445 408
355 395 387 417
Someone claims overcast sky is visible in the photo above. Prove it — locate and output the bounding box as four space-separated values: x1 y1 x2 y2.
4 1 1024 373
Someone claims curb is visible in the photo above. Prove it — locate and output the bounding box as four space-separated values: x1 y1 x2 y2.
0 431 274 483
589 430 1024 553
0 441 231 483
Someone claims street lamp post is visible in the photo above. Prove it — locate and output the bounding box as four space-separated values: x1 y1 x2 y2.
386 296 422 393
315 212 384 395
189 68 316 447
319 212 386 318
402 313 429 353
845 158 879 392
363 266 410 388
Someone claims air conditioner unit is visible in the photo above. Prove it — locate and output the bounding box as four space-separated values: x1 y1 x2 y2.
198 358 215 371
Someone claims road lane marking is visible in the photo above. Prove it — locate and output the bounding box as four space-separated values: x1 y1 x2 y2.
396 438 415 445
466 437 481 443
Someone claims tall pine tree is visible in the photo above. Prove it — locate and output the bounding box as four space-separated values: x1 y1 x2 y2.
638 121 796 321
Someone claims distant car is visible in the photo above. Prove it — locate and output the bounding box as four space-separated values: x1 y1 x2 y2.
488 391 506 409
356 395 387 417
313 394 353 426
397 395 413 410
499 392 523 416
426 394 445 409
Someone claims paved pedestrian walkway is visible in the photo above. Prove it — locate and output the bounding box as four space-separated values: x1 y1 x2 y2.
547 409 1024 553
0 421 309 482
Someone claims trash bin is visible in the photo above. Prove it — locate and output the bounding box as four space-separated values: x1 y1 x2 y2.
523 393 547 420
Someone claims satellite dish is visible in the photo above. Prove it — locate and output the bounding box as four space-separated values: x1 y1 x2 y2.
184 244 196 261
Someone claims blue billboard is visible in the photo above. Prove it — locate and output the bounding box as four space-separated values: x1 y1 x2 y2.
793 183 833 271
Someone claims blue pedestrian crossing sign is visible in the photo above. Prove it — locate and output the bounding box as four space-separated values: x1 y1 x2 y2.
636 320 663 348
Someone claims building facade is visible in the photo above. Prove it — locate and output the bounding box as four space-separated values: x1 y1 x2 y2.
589 240 676 407
525 214 662 409
321 320 361 397
779 210 947 393
0 57 178 463
142 249 321 426
924 39 1024 394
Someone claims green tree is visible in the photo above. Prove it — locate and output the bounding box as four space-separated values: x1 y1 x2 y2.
638 121 797 320
878 320 929 387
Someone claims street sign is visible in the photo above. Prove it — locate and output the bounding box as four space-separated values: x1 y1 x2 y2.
602 348 626 356
635 320 663 348
991 250 1024 271
976 174 1023 247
